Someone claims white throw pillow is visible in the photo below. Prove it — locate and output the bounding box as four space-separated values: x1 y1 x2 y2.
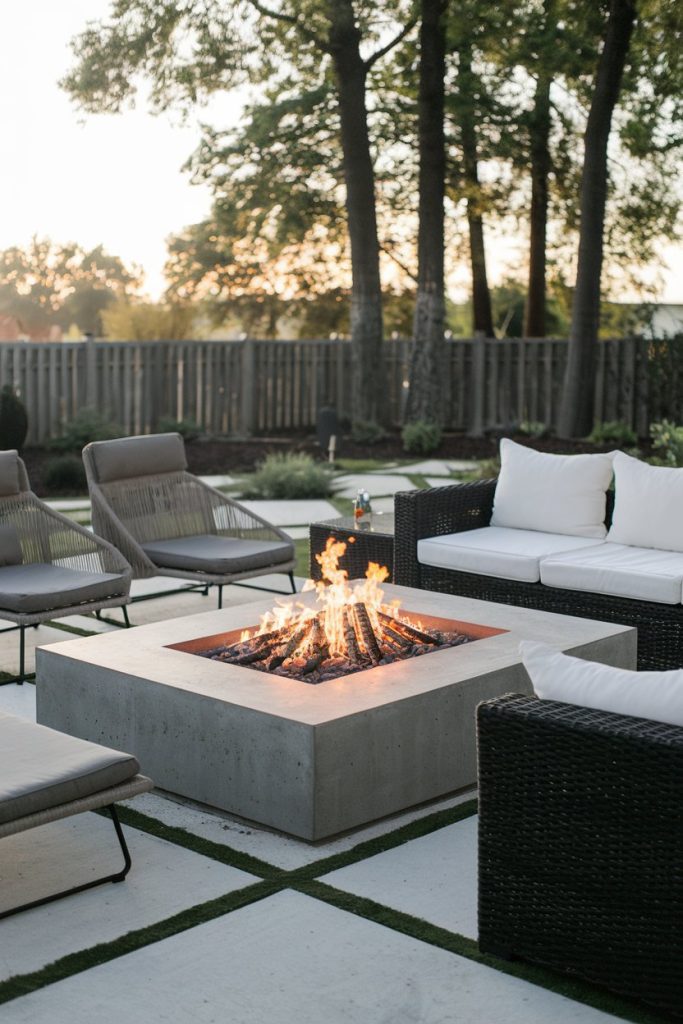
490 438 613 538
520 640 683 728
608 450 683 553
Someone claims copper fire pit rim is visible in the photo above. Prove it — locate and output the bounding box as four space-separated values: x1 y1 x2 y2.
166 609 508 658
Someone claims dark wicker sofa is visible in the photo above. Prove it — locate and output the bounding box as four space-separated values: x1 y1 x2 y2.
477 693 683 1015
394 479 683 670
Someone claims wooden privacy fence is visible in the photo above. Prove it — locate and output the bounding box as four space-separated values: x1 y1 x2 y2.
0 335 680 445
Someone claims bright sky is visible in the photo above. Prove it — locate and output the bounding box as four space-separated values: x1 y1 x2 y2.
0 0 244 299
0 1 681 303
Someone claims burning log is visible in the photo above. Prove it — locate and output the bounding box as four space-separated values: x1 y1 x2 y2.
354 603 383 664
342 608 365 664
378 612 439 647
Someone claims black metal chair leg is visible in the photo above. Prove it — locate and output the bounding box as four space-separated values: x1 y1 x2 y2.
217 585 223 610
18 625 25 686
122 605 131 628
288 572 297 594
0 805 133 921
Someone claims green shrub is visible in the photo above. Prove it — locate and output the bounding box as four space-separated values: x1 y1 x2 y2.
588 420 637 447
650 419 683 466
0 386 28 450
350 420 388 445
43 455 87 494
156 417 202 441
242 453 334 500
401 420 442 455
48 408 120 452
518 420 548 439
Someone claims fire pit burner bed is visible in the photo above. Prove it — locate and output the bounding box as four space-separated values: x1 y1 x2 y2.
172 608 497 684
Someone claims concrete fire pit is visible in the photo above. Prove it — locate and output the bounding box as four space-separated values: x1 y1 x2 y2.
36 584 635 840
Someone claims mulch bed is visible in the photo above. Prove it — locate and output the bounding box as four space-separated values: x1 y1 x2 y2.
20 431 644 498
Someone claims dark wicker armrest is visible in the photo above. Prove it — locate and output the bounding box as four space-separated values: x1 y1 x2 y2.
477 693 683 1013
394 479 496 588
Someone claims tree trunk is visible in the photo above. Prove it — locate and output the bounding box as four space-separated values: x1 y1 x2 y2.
524 0 555 339
406 0 448 425
524 71 551 337
459 44 494 338
557 0 636 437
327 0 386 426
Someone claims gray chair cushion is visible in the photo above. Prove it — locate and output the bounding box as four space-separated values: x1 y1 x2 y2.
0 563 127 614
0 451 20 496
141 534 294 574
0 711 140 825
88 433 187 484
0 524 22 567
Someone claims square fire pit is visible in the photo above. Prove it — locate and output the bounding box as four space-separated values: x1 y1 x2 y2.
36 584 635 840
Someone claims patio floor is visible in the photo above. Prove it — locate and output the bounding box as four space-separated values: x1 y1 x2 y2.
0 486 668 1022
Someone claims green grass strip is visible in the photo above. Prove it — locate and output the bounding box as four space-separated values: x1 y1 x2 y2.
288 798 478 882
114 798 477 884
297 881 675 1024
0 878 280 1006
43 620 98 638
114 805 280 881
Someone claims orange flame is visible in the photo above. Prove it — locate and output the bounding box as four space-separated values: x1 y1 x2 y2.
240 536 397 660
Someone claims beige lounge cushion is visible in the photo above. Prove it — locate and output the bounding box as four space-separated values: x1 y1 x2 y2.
88 433 187 484
540 542 683 605
141 534 294 574
608 451 683 553
0 524 22 567
520 640 683 728
0 451 20 496
417 526 604 583
0 711 140 825
0 563 127 614
490 438 614 539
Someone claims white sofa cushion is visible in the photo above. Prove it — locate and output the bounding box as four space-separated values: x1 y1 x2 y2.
520 640 683 728
417 526 604 584
540 541 683 605
490 438 613 539
608 450 683 553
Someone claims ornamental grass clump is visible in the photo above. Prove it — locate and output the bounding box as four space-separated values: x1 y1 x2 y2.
242 453 334 500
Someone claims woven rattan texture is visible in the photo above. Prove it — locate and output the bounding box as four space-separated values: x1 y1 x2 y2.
477 694 683 1015
83 445 295 582
393 481 683 670
309 522 394 582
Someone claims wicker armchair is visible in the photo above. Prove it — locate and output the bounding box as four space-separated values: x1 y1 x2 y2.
0 450 131 684
82 433 296 607
393 480 683 670
477 693 683 1015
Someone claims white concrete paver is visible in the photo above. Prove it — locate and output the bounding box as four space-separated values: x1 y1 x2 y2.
239 499 339 525
0 889 622 1024
0 623 74 677
0 679 36 720
322 816 478 939
199 474 237 488
334 474 416 499
0 816 256 982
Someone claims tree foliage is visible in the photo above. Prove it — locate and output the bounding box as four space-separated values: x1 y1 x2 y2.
0 238 140 338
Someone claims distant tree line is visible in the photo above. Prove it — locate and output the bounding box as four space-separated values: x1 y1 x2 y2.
31 0 683 433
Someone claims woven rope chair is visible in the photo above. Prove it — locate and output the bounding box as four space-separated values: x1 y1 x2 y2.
0 451 132 684
82 433 296 607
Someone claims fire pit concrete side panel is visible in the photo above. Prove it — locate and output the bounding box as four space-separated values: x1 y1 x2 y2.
37 657 317 838
312 662 531 838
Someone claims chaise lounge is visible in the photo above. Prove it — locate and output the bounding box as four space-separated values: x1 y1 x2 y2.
0 711 152 918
